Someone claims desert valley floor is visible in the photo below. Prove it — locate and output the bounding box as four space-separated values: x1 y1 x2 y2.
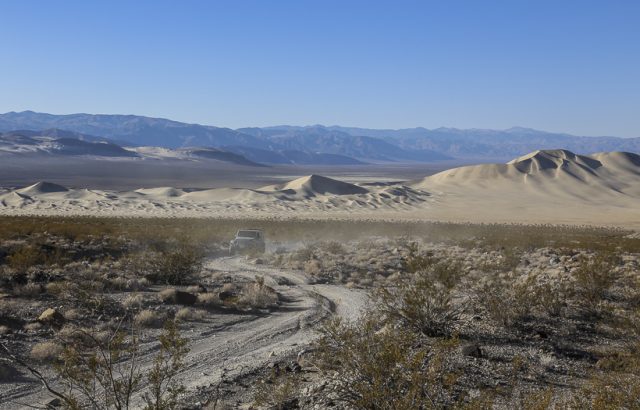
0 149 639 228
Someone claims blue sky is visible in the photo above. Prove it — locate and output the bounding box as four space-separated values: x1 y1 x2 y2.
1 1 638 136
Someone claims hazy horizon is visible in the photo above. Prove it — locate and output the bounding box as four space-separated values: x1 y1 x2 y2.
2 109 637 139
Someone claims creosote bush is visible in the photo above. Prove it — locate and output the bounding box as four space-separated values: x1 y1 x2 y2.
573 254 621 316
134 310 166 328
196 292 222 308
378 272 461 338
253 374 300 409
175 307 205 322
378 243 463 337
30 341 63 362
314 315 463 409
143 320 190 410
476 272 537 327
6 320 190 410
144 247 204 286
238 276 278 309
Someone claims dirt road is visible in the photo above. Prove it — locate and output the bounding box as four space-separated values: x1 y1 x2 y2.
177 256 368 404
1 256 368 409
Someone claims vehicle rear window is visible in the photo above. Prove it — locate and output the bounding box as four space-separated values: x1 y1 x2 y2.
237 230 259 238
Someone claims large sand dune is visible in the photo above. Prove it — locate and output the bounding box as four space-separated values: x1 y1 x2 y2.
413 149 640 226
0 150 638 227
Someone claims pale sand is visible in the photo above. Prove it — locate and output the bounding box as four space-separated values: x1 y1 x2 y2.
1 150 638 228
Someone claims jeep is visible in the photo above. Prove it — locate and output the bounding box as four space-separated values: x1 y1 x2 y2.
229 229 265 255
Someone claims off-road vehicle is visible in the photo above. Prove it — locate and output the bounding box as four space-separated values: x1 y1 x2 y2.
229 229 265 255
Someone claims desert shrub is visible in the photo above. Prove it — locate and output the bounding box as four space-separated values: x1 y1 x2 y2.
143 320 190 410
30 341 63 362
34 320 189 410
403 242 437 273
515 388 555 410
45 280 69 296
123 293 145 310
429 260 464 290
476 272 536 327
499 247 524 272
13 282 43 297
126 277 149 291
379 276 461 338
314 315 463 409
62 308 82 321
56 324 84 342
24 322 43 332
196 292 221 308
570 350 640 409
529 274 574 318
145 248 204 285
6 245 46 272
175 308 205 322
238 277 278 309
303 259 322 276
158 288 178 303
60 280 119 315
403 243 464 287
105 274 147 293
134 309 166 328
292 245 316 262
573 254 620 316
320 241 346 255
253 374 299 409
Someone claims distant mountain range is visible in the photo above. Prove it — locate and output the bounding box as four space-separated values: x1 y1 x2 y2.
0 129 274 167
0 129 138 158
0 111 638 165
327 126 640 158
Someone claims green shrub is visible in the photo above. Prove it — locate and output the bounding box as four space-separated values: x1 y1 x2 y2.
573 254 620 315
145 248 203 285
379 271 461 338
7 246 46 272
314 315 463 409
41 320 190 410
476 272 536 328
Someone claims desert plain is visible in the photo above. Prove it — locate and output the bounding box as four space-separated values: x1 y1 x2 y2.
0 149 638 228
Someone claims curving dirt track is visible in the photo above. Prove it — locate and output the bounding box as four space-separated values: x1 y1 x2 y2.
0 256 368 409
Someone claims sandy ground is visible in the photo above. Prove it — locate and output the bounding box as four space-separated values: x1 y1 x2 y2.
0 150 638 228
0 256 368 409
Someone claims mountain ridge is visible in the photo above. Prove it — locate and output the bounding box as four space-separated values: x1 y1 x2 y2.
1 111 638 162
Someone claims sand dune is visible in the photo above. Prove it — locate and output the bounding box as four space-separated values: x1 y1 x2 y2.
135 187 186 198
0 150 638 227
17 181 69 196
419 149 603 185
261 175 369 197
412 149 640 226
416 149 640 196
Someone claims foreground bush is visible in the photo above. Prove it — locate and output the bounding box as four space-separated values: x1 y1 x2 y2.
144 248 204 285
378 271 461 337
314 315 462 409
238 276 278 309
134 309 166 328
3 320 189 410
30 341 63 363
